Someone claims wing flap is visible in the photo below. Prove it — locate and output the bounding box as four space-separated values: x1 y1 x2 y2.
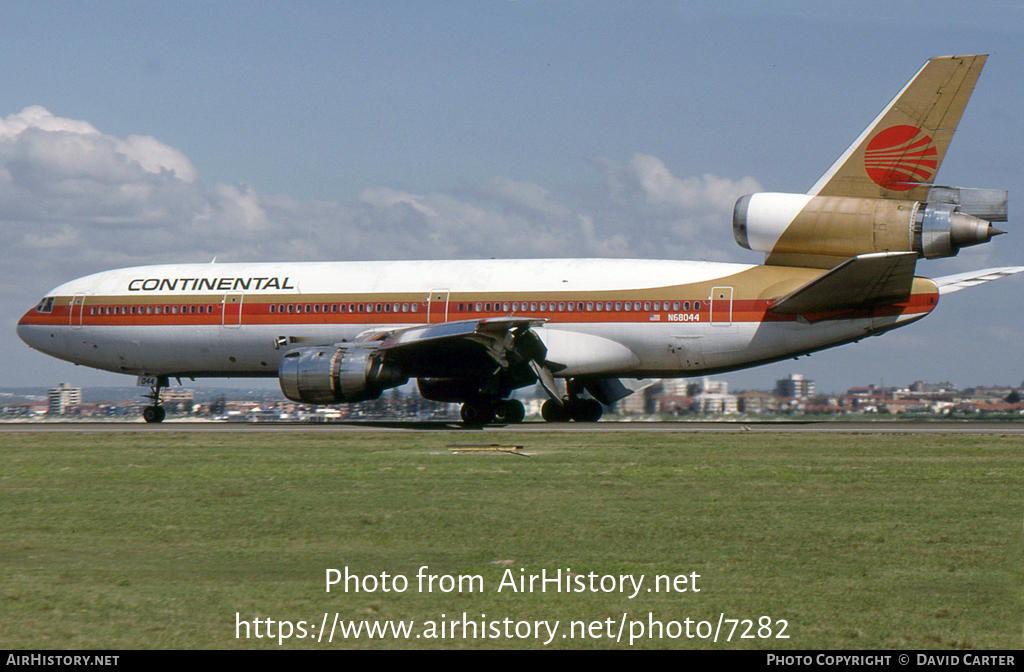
769 251 918 314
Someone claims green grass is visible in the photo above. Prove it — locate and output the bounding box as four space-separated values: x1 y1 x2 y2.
1 430 1021 649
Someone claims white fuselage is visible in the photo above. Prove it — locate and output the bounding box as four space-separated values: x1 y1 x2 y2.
17 258 934 382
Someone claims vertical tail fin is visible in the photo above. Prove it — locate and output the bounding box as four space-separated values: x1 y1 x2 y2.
808 55 987 201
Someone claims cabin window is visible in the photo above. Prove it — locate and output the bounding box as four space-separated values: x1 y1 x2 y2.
269 305 276 314
402 303 409 313
410 303 418 312
585 302 592 311
643 301 651 311
595 302 602 312
348 304 355 313
503 302 510 312
653 301 661 311
694 301 701 310
383 303 391 313
89 307 96 315
312 304 320 314
170 306 177 315
375 303 382 313
683 301 690 311
510 302 518 312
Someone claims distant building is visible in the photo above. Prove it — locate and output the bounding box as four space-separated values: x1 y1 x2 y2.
775 374 814 399
909 380 958 394
161 388 195 413
48 383 82 415
737 391 778 413
690 378 738 414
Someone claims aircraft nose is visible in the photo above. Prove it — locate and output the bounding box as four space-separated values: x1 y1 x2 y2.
17 308 46 349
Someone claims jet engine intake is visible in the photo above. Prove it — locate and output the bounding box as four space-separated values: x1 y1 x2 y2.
278 346 406 404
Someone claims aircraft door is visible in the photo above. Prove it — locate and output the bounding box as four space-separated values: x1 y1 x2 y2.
70 294 86 329
222 293 243 327
710 287 733 326
426 289 450 324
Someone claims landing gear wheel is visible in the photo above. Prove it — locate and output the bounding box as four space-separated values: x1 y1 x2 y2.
460 402 495 425
541 399 570 423
143 405 165 423
495 399 526 424
570 398 603 423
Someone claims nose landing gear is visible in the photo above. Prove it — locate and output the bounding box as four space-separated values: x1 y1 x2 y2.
142 376 169 423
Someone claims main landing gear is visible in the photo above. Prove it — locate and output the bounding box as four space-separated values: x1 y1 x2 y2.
540 398 603 423
459 399 526 425
142 376 168 424
540 378 603 423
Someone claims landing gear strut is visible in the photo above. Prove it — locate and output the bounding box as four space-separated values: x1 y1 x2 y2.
142 376 168 423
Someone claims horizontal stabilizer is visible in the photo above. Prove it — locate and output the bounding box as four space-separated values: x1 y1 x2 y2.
769 252 918 314
933 266 1024 295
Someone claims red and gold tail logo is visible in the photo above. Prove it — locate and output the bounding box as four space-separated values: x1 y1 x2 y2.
864 125 937 191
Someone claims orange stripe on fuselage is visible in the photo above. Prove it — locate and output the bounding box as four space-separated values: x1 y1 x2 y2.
18 289 939 329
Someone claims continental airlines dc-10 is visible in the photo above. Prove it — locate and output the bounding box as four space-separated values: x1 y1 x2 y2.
17 55 1024 424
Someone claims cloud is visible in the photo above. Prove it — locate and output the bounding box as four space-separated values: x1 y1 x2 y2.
0 106 763 360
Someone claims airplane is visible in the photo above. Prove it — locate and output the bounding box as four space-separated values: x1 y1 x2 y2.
16 54 1024 424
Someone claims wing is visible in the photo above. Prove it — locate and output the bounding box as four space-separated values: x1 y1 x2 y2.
375 317 552 388
933 266 1024 295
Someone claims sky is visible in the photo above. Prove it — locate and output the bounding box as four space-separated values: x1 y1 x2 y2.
1 1 1022 395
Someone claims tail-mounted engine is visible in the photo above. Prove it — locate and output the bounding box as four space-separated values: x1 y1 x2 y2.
733 187 1006 267
278 346 407 404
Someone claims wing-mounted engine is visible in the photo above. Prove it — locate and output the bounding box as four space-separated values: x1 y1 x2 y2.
733 187 1005 268
278 345 407 404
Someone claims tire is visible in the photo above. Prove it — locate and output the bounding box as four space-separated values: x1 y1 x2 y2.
143 406 165 423
460 402 495 425
541 399 569 423
570 399 603 423
497 399 526 424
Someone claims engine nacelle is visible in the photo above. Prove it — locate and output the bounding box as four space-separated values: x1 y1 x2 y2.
278 346 406 405
733 190 1004 267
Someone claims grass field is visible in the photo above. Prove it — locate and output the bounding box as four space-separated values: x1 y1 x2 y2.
1 429 1021 649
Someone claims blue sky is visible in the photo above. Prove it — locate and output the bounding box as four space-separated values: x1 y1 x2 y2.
2 1 1022 393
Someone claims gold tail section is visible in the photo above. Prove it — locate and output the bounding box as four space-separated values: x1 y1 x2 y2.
808 55 986 201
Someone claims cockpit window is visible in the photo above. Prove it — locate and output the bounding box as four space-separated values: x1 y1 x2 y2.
36 297 55 313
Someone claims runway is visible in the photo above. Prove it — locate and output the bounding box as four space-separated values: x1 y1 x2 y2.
2 420 1023 434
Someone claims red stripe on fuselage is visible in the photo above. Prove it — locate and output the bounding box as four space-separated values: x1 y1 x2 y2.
18 291 939 329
